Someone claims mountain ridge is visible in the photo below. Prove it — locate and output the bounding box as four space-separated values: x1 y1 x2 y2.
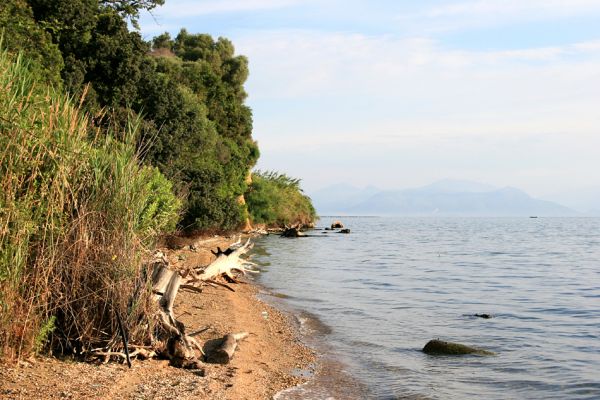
310 179 577 216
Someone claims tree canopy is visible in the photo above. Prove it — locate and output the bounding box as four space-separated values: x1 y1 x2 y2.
1 0 310 232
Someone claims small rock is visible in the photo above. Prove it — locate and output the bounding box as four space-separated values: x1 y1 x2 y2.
331 221 344 229
338 228 351 234
474 313 493 319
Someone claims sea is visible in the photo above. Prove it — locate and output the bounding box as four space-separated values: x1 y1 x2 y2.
251 217 600 400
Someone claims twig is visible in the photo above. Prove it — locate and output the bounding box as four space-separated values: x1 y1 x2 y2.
180 284 203 293
189 326 211 337
115 309 131 368
205 279 235 292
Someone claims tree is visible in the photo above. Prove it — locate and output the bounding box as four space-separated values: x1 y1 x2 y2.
0 0 63 86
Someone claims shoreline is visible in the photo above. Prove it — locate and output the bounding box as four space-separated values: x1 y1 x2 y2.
0 235 316 400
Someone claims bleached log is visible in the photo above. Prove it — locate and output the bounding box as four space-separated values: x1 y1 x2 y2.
197 238 257 281
206 332 249 364
160 272 181 320
151 261 202 367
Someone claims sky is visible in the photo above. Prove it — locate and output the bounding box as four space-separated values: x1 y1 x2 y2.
138 0 600 198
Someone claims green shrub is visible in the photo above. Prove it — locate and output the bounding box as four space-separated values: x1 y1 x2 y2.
137 166 181 237
245 171 317 228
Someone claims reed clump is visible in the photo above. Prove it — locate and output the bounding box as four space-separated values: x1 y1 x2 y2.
0 49 180 359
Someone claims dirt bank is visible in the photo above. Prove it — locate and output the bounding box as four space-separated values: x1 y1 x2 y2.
0 236 315 400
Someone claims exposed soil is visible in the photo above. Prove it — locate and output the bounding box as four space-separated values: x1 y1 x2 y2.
0 236 315 400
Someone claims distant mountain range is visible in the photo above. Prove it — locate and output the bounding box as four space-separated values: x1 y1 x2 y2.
310 179 578 216
541 186 600 215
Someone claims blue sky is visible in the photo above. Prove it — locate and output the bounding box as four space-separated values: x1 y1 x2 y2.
139 0 600 198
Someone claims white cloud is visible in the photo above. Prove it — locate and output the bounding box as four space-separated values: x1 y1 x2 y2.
153 0 302 18
397 0 600 34
426 0 600 19
239 29 600 193
238 31 600 119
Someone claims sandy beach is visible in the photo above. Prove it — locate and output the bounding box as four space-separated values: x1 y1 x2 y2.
0 236 315 400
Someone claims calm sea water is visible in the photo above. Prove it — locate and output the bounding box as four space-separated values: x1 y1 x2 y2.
253 217 600 400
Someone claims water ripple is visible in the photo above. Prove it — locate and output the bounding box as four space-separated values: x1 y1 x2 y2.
255 217 600 399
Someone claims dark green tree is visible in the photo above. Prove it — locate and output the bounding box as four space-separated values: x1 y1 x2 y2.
0 0 63 86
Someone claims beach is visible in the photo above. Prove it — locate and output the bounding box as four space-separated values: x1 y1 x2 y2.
0 236 315 400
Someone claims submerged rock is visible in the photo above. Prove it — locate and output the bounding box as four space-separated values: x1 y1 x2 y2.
338 228 351 234
280 227 306 237
422 339 495 356
474 313 493 319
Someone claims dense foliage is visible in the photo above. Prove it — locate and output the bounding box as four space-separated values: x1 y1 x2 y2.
0 0 316 359
246 171 317 227
1 0 259 230
0 49 180 357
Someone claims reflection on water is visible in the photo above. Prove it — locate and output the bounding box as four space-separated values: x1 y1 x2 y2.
254 217 600 399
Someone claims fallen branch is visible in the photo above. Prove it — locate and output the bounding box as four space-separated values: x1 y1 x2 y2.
90 348 154 361
205 279 236 292
180 284 203 294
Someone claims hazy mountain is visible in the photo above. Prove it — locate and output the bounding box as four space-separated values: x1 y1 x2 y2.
310 183 380 215
311 179 577 216
542 187 600 215
407 178 497 194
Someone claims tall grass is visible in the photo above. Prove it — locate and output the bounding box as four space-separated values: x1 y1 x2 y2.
0 49 180 359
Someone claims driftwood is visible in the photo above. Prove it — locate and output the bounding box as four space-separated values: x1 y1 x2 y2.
205 332 249 364
85 238 257 368
196 238 257 281
146 239 257 368
150 255 204 368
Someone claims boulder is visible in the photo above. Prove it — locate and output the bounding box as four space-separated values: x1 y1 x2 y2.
331 221 344 229
422 339 495 356
280 227 306 238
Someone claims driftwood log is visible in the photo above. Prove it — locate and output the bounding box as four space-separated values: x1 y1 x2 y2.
151 257 203 368
205 332 249 364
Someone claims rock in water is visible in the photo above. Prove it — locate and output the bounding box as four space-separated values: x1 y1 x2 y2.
422 339 495 356
338 228 351 234
474 313 492 319
280 227 305 237
331 221 344 229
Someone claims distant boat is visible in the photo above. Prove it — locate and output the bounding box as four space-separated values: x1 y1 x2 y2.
529 216 538 218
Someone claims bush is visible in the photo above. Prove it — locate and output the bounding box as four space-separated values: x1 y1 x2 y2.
245 171 317 228
0 49 180 358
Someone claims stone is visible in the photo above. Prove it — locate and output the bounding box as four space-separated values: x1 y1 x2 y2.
422 339 495 356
